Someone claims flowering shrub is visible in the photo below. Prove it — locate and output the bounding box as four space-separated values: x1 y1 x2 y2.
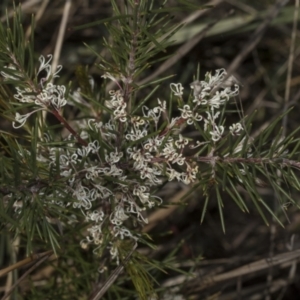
5 50 243 263
1 2 300 299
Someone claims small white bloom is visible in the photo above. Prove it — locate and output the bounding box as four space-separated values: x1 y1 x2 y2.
209 125 224 142
143 136 163 152
13 109 43 128
181 164 198 184
178 105 192 119
110 204 129 225
131 116 145 127
170 83 184 97
175 134 189 149
86 210 104 223
229 123 243 136
61 168 73 177
73 184 93 209
105 149 123 164
37 55 62 82
166 168 182 182
113 226 134 241
157 98 167 110
87 140 100 154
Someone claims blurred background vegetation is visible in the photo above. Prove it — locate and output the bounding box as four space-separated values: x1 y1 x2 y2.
1 0 300 299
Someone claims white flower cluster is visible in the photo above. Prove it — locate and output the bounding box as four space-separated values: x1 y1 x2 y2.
6 55 67 128
184 69 243 142
40 133 155 243
105 90 127 122
78 70 242 257
12 66 242 264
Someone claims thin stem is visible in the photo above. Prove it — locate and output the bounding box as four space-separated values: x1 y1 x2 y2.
50 109 88 146
1 251 54 300
194 156 300 170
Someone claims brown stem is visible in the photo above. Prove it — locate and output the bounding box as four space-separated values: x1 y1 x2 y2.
50 109 88 146
1 251 54 300
194 156 300 169
148 154 300 171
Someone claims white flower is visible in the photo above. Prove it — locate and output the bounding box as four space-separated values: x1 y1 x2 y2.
206 68 227 87
112 226 134 240
143 136 163 152
129 148 152 170
207 91 227 109
170 83 184 97
93 184 112 199
142 105 162 124
101 164 123 177
168 117 180 129
14 83 67 111
105 90 127 122
190 80 202 99
140 166 162 185
61 168 73 177
133 185 150 204
110 204 129 225
157 98 167 110
37 55 52 78
13 112 31 128
131 116 145 127
73 184 93 209
209 125 225 142
204 111 220 131
45 84 67 110
37 55 62 85
175 134 189 149
13 109 43 128
105 149 123 164
181 164 198 184
125 127 147 141
87 140 100 153
126 200 148 223
229 123 243 136
178 105 192 119
61 152 78 166
86 210 104 223
162 141 177 161
191 69 240 107
14 87 37 103
166 168 182 181
173 154 185 165
86 224 103 245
